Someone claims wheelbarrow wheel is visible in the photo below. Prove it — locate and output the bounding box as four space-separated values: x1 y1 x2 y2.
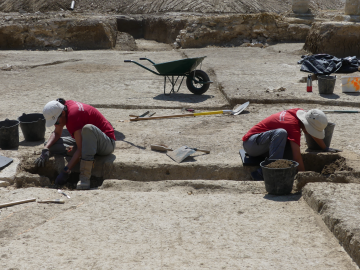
186 70 210 95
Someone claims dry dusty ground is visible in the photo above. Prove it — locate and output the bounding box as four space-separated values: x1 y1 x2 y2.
0 182 359 270
0 42 360 268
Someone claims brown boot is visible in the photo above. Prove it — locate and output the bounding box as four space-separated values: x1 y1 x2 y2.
76 160 93 190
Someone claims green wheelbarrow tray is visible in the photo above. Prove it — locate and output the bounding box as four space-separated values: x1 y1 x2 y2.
124 56 212 95
154 57 206 76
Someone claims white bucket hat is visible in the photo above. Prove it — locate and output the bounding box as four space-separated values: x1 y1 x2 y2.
43 100 64 127
296 109 328 139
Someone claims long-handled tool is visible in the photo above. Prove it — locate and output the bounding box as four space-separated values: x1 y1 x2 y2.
129 111 150 118
323 110 360 113
167 146 210 163
130 102 249 121
0 198 36 208
37 199 65 204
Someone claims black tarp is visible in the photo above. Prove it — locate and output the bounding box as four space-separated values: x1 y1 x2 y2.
298 54 360 75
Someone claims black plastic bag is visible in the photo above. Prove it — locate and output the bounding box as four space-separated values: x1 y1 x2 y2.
298 54 359 75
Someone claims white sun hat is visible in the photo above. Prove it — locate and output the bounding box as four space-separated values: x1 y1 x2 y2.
43 100 64 127
296 109 328 139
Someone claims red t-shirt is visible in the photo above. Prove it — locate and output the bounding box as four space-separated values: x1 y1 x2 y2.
242 108 303 146
65 100 116 140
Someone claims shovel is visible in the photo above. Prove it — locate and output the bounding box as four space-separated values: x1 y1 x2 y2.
323 110 360 113
166 146 210 163
130 102 250 121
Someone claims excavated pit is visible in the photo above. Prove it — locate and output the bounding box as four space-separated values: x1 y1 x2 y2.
295 152 356 191
14 150 357 191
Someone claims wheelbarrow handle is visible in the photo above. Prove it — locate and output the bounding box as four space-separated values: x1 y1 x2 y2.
139 58 156 65
124 60 132 63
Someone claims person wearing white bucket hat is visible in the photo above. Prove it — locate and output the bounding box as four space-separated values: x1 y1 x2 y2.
296 109 327 140
242 108 341 181
35 98 116 190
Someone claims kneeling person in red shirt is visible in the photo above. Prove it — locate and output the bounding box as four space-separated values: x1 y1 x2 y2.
35 98 116 190
242 108 340 181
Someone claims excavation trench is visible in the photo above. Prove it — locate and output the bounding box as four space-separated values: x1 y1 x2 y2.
15 151 357 191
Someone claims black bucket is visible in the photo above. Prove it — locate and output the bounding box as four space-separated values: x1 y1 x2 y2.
304 122 335 150
260 159 299 195
318 75 336 94
0 119 19 149
18 113 46 141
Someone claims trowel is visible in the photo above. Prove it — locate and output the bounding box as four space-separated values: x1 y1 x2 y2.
150 144 173 152
166 146 210 163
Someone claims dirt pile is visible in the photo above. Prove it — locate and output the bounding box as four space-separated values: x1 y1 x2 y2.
304 21 360 58
0 16 117 50
321 157 353 175
0 0 345 14
265 159 293 168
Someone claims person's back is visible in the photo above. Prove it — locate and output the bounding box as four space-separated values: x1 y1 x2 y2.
65 100 115 140
242 108 334 180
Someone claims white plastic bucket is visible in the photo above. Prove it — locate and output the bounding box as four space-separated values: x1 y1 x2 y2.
341 76 360 92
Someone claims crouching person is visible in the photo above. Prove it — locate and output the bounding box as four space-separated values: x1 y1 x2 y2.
35 98 116 189
242 108 340 181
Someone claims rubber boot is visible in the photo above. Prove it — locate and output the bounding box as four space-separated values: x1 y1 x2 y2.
76 160 93 190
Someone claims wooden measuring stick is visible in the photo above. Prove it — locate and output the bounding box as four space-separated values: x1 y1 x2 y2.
0 198 36 208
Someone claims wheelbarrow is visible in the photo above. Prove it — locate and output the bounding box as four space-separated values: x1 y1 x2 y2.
124 56 212 95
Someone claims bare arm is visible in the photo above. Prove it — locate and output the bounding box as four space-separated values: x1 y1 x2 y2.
312 136 327 150
44 124 63 149
302 127 327 150
290 141 305 171
66 129 82 170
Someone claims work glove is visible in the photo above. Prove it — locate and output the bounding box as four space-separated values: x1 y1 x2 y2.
34 149 50 167
324 147 342 153
55 166 71 186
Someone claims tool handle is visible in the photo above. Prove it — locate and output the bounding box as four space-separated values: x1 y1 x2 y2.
193 111 224 116
323 110 359 113
130 111 225 121
37 199 65 204
0 198 36 208
193 148 211 154
130 113 194 121
150 145 173 152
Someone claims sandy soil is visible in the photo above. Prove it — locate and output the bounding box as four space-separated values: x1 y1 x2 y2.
0 19 359 270
0 182 358 269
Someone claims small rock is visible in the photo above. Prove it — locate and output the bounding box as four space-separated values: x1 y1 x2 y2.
0 181 9 187
1 64 12 71
265 87 286 93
